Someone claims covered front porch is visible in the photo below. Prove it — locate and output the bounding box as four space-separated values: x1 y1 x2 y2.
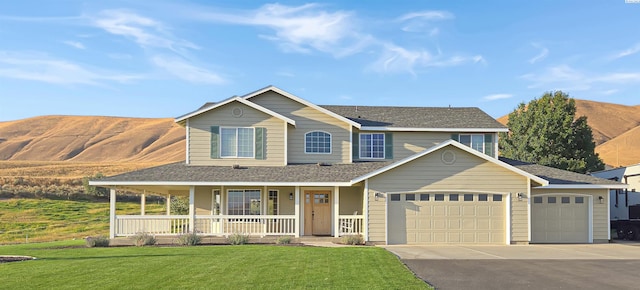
107 184 367 239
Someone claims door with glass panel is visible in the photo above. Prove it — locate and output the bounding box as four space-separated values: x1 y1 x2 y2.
304 191 331 235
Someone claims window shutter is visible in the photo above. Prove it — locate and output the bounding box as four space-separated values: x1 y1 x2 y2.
255 127 266 160
451 133 459 142
352 132 359 161
484 133 494 157
210 126 220 159
384 132 393 160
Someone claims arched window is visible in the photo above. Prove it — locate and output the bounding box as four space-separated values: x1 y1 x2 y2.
305 131 331 154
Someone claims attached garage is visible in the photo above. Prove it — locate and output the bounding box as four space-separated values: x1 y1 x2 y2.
387 192 506 245
531 194 590 243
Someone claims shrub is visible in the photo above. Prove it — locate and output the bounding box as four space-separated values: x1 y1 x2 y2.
176 232 201 246
227 233 249 245
276 236 292 245
133 232 157 247
86 235 110 247
341 235 364 245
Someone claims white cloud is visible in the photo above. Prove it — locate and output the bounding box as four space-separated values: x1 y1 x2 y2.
529 43 548 64
397 11 453 22
397 10 453 33
0 51 142 85
63 41 85 49
483 94 513 101
611 43 640 59
92 9 199 54
522 64 640 91
151 55 225 84
369 43 484 74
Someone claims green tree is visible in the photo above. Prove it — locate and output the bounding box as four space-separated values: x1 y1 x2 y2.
499 91 605 173
82 173 109 197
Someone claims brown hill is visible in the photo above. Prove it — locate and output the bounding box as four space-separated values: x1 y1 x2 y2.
0 116 185 163
497 100 640 167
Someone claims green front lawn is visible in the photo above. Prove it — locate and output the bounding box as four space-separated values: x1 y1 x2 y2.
0 240 430 289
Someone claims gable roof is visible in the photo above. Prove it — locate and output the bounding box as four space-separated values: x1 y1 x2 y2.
321 105 508 132
351 140 548 185
175 96 296 126
500 157 628 189
242 86 362 129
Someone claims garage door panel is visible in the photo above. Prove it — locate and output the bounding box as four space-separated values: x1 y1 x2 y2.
532 195 589 243
388 193 506 245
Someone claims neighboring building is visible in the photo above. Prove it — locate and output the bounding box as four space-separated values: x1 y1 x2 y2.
91 86 625 245
592 165 640 237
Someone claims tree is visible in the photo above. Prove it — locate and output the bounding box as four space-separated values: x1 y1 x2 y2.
499 91 605 173
82 172 109 197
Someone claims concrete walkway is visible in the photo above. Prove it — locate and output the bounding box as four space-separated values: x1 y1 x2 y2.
382 243 640 260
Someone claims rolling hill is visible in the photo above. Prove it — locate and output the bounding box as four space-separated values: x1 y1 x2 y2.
0 116 185 163
497 99 640 167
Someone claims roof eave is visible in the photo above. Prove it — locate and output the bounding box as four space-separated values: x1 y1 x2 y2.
174 96 296 126
90 181 352 187
359 127 509 132
536 184 629 189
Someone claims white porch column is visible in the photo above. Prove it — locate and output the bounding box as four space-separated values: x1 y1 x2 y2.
140 191 146 216
294 186 300 237
334 186 340 237
166 194 171 215
188 186 195 233
109 188 116 239
363 180 369 241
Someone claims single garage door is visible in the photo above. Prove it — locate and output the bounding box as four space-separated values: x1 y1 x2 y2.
388 193 506 245
531 195 589 243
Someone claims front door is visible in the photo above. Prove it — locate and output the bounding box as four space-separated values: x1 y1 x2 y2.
304 191 331 235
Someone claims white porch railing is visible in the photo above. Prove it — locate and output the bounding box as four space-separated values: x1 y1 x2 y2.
114 215 296 237
338 215 364 236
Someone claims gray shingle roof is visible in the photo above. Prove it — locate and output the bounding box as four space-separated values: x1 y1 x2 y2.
500 157 622 185
320 105 506 129
99 161 393 183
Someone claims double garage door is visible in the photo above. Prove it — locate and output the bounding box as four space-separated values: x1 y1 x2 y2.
531 195 589 243
388 193 505 245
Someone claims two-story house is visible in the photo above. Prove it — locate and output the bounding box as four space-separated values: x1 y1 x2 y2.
92 86 625 245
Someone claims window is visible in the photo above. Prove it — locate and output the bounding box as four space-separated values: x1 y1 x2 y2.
435 194 445 201
360 133 385 159
390 194 400 201
575 197 584 204
305 131 331 154
406 194 415 201
459 134 484 153
548 197 556 204
227 189 261 215
221 127 254 158
268 190 278 215
561 197 570 204
449 194 459 201
493 194 502 202
464 194 474 201
420 194 430 201
478 194 488 201
212 190 221 215
534 196 543 203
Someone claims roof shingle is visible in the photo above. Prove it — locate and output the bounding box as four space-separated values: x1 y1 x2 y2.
500 157 621 185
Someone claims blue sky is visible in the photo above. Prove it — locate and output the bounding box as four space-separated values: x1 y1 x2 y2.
1 0 639 121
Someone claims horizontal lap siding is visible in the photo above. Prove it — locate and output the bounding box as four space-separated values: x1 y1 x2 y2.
339 186 363 215
392 132 452 160
250 92 351 164
189 101 284 166
195 186 214 215
366 146 529 243
532 188 609 241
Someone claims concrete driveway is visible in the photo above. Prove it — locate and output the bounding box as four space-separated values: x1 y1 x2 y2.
383 244 640 290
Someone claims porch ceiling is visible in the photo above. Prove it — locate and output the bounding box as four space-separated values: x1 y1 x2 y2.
112 185 190 196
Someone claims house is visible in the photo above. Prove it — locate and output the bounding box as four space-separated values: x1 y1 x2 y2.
91 86 626 245
592 165 640 223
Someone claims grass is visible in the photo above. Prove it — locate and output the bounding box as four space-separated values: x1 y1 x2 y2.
0 198 165 244
0 240 430 289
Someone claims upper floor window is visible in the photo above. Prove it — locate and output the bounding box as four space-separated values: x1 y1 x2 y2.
305 131 331 154
360 133 385 159
221 127 254 158
459 134 484 153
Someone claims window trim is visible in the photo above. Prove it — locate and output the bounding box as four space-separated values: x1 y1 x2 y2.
304 130 332 154
267 189 279 215
359 133 385 159
220 127 255 158
227 189 261 215
459 134 485 154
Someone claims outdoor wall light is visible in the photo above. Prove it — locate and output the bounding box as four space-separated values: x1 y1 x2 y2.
599 196 604 204
517 192 526 201
375 192 384 201
289 192 294 200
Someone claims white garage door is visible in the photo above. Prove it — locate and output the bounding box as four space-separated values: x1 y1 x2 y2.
531 195 589 243
388 193 506 245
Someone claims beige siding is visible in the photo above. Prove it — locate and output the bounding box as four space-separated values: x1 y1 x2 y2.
391 131 452 160
188 100 285 166
339 186 363 215
532 188 609 242
265 186 295 215
366 146 529 243
249 91 351 164
194 186 214 215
